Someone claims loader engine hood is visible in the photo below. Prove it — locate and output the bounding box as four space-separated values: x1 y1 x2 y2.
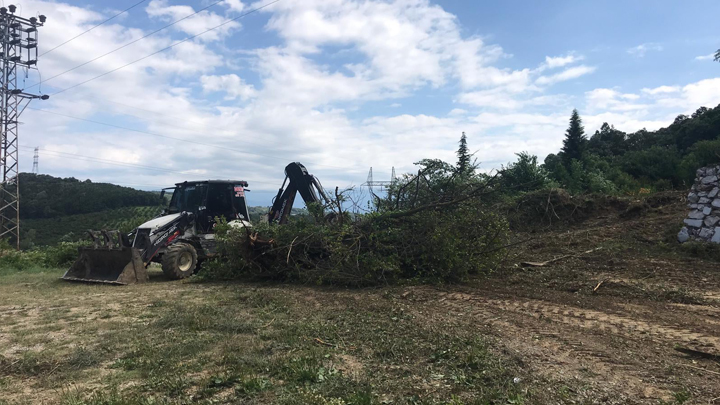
138 213 181 233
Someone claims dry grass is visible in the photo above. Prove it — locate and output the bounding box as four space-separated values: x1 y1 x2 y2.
0 269 533 405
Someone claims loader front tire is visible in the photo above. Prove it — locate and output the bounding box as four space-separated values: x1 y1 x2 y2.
162 243 197 280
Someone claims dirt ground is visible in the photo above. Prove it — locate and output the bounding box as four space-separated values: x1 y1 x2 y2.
1 192 719 404
465 191 720 404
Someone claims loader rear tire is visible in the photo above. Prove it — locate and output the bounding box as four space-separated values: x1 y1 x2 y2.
162 243 197 280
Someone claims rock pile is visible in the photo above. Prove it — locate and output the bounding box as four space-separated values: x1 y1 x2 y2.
679 166 720 243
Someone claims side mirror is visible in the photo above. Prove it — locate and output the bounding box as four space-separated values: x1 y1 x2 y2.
160 190 165 201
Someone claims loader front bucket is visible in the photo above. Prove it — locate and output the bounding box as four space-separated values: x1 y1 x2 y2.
62 231 148 285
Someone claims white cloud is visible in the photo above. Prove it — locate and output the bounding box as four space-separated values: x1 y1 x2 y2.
583 112 670 134
153 40 225 75
668 78 720 109
542 54 584 69
457 89 522 109
223 0 245 12
146 0 240 42
580 80 720 135
695 54 715 61
536 65 596 85
259 0 530 96
201 74 257 100
586 88 644 111
641 85 680 95
627 43 663 57
448 108 467 116
262 0 455 88
255 47 381 107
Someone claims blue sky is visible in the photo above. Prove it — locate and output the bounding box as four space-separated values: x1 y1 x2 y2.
15 0 720 206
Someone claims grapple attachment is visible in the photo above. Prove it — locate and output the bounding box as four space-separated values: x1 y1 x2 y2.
62 230 148 285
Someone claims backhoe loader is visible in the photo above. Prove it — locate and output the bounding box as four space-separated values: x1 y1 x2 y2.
62 162 330 284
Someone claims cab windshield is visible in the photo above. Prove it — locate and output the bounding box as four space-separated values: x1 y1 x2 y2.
168 184 207 214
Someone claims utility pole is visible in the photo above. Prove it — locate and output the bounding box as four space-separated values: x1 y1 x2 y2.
31 146 38 174
0 5 47 249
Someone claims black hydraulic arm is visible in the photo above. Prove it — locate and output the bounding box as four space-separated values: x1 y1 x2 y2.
269 162 328 224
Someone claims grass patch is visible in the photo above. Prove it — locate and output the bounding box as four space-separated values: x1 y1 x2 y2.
152 302 255 334
0 272 554 404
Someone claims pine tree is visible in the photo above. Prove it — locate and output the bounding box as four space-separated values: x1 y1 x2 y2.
561 109 587 166
456 132 471 174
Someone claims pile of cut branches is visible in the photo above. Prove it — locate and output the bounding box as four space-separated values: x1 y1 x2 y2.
203 160 509 286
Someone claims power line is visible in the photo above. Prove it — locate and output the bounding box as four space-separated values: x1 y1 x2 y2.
17 154 170 188
26 106 348 169
28 0 227 90
49 0 281 96
18 147 279 186
40 0 149 57
39 96 307 158
61 94 223 128
19 145 187 175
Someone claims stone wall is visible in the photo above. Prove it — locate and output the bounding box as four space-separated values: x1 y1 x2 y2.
678 165 720 243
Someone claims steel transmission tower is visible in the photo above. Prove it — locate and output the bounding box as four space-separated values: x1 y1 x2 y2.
31 146 38 174
363 167 397 194
0 5 47 249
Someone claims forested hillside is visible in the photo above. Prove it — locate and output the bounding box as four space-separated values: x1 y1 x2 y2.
17 174 163 247
503 103 720 195
22 206 164 247
19 173 161 219
15 174 311 246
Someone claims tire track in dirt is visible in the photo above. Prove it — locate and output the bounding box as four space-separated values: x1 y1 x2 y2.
670 303 720 318
436 292 720 354
407 287 720 402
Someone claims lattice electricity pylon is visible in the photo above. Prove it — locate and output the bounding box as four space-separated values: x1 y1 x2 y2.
362 167 397 195
0 6 47 249
31 146 38 174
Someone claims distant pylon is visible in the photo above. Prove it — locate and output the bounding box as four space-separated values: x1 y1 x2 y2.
362 166 396 192
32 147 38 174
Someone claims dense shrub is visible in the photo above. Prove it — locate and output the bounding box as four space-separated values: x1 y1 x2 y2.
0 241 83 270
619 146 682 187
678 139 720 184
499 152 553 193
204 200 508 286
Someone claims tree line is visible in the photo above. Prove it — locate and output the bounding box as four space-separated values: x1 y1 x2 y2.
501 103 720 194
